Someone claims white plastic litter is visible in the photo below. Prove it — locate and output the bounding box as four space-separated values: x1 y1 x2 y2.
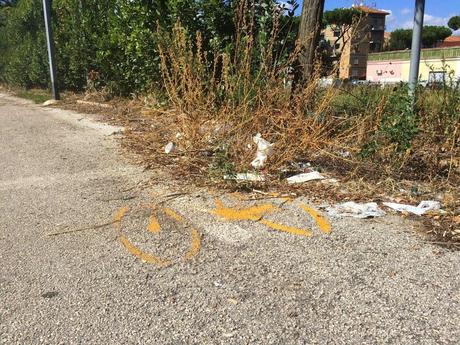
337 150 351 158
326 202 385 219
287 171 325 184
382 200 441 216
251 133 273 169
42 99 59 106
224 173 265 182
164 142 175 154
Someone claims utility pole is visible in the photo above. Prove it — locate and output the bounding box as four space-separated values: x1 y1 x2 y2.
408 0 425 97
297 0 326 81
42 0 59 100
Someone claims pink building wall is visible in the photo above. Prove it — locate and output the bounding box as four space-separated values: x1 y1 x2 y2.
367 60 403 83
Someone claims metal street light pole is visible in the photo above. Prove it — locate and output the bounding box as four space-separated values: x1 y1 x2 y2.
408 0 425 97
42 0 59 100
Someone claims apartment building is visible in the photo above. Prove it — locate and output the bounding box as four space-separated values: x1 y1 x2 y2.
322 6 389 80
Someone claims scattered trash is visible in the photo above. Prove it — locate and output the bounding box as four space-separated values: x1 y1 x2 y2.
42 99 59 106
337 150 351 158
287 171 324 184
251 133 273 169
326 202 385 218
224 173 265 182
321 178 339 185
290 161 312 171
164 142 175 154
76 99 111 108
382 200 441 216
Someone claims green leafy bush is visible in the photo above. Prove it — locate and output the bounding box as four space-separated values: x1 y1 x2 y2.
0 0 240 94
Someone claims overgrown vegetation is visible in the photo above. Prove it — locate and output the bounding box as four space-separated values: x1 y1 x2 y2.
15 88 50 103
1 0 458 244
0 0 245 94
1 0 458 184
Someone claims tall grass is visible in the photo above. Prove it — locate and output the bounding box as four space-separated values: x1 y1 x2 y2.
150 3 459 184
156 5 342 175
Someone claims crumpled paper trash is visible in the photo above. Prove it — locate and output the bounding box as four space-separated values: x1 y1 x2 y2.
382 200 441 216
251 133 273 169
287 171 325 184
326 202 385 219
224 173 265 182
164 142 175 154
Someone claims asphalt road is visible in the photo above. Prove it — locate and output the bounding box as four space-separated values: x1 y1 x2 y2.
1 93 459 344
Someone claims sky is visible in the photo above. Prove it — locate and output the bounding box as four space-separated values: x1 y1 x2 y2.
300 0 460 33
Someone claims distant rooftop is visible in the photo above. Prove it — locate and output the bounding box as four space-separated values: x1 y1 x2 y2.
353 5 390 16
439 36 460 48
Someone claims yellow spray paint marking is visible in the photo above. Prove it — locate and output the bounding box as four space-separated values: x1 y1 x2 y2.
113 206 201 267
163 207 184 223
119 235 171 267
213 199 277 221
259 219 313 237
213 198 311 237
147 213 161 233
113 206 129 227
300 204 331 234
184 228 201 260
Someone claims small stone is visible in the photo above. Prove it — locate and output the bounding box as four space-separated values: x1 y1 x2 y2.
227 298 238 305
41 291 59 298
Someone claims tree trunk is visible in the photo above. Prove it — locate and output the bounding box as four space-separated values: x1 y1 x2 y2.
297 0 325 81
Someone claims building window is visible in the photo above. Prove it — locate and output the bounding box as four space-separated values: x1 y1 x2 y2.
353 58 359 65
428 71 446 84
351 68 359 77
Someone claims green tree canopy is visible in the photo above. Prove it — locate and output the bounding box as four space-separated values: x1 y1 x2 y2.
422 26 452 47
323 7 362 27
388 26 452 50
448 16 460 31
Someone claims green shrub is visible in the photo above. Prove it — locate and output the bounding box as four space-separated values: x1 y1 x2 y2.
380 85 418 152
0 0 48 88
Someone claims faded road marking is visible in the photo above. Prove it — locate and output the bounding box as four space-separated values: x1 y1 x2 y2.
120 235 171 267
259 219 313 237
147 212 161 233
300 204 331 234
213 199 314 237
213 199 277 221
164 207 185 223
113 206 201 267
184 229 201 260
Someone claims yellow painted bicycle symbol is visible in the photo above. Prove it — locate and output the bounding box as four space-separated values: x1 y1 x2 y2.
113 196 331 267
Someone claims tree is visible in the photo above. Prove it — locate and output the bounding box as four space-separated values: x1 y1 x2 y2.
323 7 362 54
297 0 325 81
422 26 452 47
388 26 452 50
388 29 412 50
448 16 460 31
